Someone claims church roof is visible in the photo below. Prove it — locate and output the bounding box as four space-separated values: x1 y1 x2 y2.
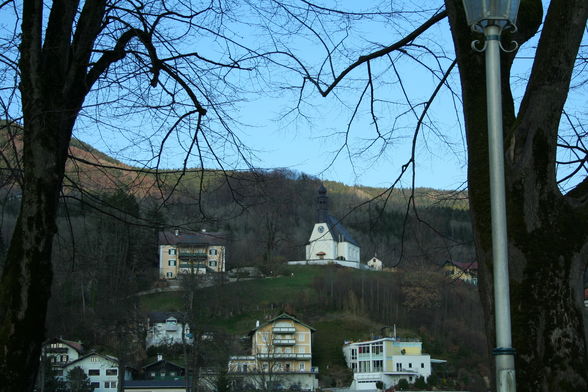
325 215 360 247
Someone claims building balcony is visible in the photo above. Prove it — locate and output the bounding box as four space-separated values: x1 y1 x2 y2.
229 367 319 375
272 327 296 334
179 263 207 269
272 339 296 346
179 254 207 262
257 353 312 360
46 347 68 354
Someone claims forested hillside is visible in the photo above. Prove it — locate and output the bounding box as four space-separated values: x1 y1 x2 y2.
0 132 483 389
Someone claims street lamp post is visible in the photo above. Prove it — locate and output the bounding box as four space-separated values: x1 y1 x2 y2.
460 1 520 392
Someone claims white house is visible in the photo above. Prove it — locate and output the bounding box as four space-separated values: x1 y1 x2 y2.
304 185 361 267
366 256 383 271
62 352 132 392
146 312 193 348
342 337 443 390
42 338 84 373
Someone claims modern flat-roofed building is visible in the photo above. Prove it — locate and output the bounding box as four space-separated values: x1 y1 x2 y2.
342 336 443 390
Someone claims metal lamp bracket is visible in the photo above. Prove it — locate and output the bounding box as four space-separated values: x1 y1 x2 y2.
470 22 519 53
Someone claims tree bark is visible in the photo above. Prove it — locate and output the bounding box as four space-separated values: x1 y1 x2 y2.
446 0 588 390
0 1 107 390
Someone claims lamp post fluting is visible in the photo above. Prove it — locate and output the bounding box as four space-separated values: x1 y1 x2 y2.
461 1 520 391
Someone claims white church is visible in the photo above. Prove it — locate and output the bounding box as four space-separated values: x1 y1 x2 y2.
290 185 367 269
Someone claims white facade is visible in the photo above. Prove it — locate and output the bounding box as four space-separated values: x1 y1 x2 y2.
63 352 131 392
306 222 360 263
367 257 383 271
146 312 193 348
43 339 83 370
305 186 361 266
342 338 434 390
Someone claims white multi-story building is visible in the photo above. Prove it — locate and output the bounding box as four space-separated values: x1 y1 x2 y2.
62 352 132 392
343 337 442 390
159 230 226 279
146 311 193 348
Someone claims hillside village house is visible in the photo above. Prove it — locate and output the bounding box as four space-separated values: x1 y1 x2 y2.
61 351 132 392
228 313 319 391
441 260 478 285
342 337 444 390
146 312 193 348
42 337 84 373
366 256 383 271
159 230 226 279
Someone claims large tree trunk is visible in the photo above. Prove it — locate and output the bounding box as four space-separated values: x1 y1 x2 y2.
0 1 104 390
446 0 588 390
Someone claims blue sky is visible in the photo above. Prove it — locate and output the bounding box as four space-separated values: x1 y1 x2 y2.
2 1 584 191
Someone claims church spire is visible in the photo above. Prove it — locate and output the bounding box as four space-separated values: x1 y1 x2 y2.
317 184 328 223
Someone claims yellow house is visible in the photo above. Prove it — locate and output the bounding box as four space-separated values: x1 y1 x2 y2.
159 230 226 279
228 313 319 391
441 260 478 285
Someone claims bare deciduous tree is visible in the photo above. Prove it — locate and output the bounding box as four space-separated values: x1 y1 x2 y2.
0 1 265 390
247 1 588 390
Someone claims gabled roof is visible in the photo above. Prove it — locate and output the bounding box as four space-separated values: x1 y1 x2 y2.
249 312 316 336
44 337 84 354
142 358 186 371
64 351 118 368
325 215 359 247
148 311 187 325
159 230 226 246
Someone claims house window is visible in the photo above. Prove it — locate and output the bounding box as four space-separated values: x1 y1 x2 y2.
168 259 176 266
104 381 117 388
88 369 100 376
299 363 305 371
90 357 99 362
421 363 425 368
373 360 383 372
209 260 217 267
351 349 357 360
170 371 176 376
209 249 217 255
90 382 99 389
408 362 412 368
396 363 401 371
169 249 176 255
106 369 118 376
59 354 68 362
166 272 173 278
150 372 156 377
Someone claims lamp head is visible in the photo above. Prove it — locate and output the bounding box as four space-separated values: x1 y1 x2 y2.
462 0 520 32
